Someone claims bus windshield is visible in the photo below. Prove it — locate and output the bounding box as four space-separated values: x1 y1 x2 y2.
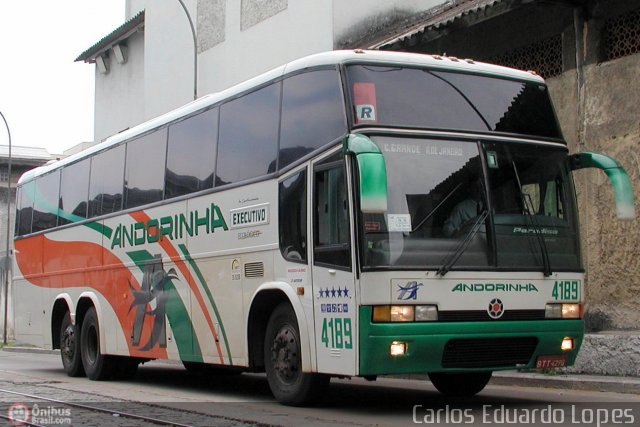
360 136 581 272
347 65 562 139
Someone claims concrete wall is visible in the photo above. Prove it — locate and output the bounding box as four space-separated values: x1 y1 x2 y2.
546 54 640 331
94 29 146 144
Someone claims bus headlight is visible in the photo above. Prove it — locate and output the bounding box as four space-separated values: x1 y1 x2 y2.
545 303 582 319
415 305 438 321
372 305 438 322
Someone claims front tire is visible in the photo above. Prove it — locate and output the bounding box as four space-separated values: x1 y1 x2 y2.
60 312 84 377
264 303 328 406
428 371 492 397
80 307 116 380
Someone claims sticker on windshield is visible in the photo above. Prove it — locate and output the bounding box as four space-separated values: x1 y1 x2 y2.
387 214 411 232
353 82 378 123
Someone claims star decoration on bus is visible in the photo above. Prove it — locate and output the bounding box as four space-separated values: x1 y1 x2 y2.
317 287 350 299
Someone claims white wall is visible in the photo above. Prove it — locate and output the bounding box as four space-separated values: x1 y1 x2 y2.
198 0 334 94
94 30 146 144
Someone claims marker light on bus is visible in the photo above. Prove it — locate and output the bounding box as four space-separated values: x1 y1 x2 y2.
390 341 407 356
373 305 438 322
561 337 574 351
545 303 582 319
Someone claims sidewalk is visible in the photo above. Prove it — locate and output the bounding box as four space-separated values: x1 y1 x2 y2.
4 345 640 395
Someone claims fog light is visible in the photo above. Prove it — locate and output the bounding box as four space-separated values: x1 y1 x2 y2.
390 341 406 356
561 337 574 351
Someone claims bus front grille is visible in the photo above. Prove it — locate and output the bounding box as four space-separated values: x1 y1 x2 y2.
438 310 546 322
441 337 538 368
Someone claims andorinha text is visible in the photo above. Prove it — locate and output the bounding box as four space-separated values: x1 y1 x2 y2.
111 203 228 249
451 282 539 292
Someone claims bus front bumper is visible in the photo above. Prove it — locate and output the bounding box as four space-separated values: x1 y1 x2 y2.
358 306 583 376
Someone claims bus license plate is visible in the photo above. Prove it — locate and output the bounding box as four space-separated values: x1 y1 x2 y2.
535 355 567 368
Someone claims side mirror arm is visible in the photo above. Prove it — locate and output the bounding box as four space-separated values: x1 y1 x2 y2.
569 152 635 219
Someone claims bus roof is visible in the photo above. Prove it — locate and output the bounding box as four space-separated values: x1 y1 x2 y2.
19 50 545 185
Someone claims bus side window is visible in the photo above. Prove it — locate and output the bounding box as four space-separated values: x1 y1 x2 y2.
165 107 218 199
279 169 307 262
216 82 280 186
314 156 351 269
31 170 61 233
279 69 346 170
15 181 35 236
124 128 167 209
59 158 90 225
88 145 125 217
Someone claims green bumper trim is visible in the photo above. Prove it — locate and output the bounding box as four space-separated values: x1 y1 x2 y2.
359 306 583 375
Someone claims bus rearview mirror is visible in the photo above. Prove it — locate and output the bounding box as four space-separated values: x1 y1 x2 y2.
344 134 388 213
569 152 635 219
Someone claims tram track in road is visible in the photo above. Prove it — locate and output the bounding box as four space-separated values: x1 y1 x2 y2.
0 385 258 427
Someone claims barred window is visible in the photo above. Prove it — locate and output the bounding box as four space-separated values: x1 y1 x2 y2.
487 34 563 79
604 8 640 61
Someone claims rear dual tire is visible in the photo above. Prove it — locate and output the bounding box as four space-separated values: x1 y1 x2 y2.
75 307 138 380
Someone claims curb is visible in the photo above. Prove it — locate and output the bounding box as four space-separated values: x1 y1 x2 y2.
490 372 640 395
1 346 60 355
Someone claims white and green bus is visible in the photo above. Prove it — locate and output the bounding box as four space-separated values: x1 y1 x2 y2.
13 50 634 405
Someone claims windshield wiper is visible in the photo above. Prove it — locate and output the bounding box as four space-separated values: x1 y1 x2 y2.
511 160 552 277
437 209 489 276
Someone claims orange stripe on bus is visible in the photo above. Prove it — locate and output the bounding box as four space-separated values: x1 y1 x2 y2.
15 235 168 360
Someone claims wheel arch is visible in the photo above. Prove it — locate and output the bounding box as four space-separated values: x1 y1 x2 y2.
51 294 73 350
75 292 105 352
246 283 313 372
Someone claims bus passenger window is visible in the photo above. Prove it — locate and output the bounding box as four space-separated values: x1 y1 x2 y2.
279 70 346 170
314 157 351 269
124 129 167 209
31 170 61 233
59 158 90 225
15 181 35 236
279 169 307 262
88 145 125 217
166 107 217 199
217 83 280 186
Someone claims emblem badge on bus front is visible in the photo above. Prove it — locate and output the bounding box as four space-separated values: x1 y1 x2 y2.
397 281 423 301
487 298 505 319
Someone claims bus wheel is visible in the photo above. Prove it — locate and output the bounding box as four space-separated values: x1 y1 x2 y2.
264 303 328 406
80 307 115 380
60 312 85 377
428 371 492 397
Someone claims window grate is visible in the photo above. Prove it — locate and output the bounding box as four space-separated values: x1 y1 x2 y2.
604 8 640 61
486 34 563 79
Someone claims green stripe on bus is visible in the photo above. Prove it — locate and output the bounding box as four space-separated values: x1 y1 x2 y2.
178 243 233 366
127 249 203 362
